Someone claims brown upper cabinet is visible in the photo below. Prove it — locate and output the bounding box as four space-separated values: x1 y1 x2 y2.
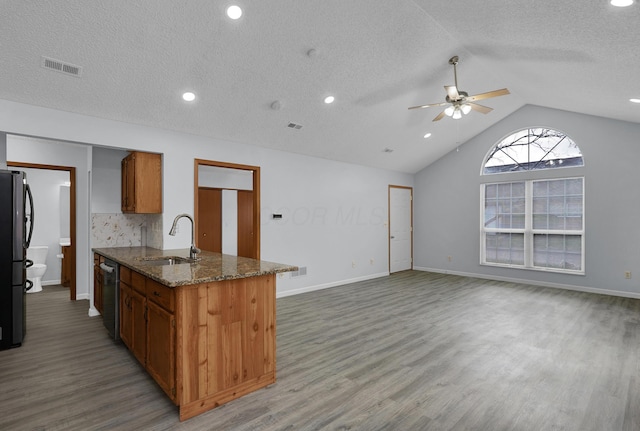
121 151 162 214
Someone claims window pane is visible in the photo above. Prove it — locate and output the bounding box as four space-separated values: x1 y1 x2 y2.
483 128 583 174
482 177 583 274
485 184 497 199
485 233 524 265
533 234 582 271
484 200 497 228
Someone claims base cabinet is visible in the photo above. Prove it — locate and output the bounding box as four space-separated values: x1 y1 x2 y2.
120 282 133 349
146 300 176 399
115 265 276 420
130 289 147 366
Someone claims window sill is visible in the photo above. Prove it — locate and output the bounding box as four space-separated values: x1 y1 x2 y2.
481 262 585 276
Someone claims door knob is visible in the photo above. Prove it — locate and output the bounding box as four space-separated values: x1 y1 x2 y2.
203 233 207 237
390 236 395 239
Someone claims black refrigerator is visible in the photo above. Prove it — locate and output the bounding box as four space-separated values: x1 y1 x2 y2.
0 169 34 351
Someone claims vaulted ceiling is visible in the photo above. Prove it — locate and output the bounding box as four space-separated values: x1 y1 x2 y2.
1 1 638 173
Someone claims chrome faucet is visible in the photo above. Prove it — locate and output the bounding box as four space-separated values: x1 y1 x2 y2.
168 213 201 260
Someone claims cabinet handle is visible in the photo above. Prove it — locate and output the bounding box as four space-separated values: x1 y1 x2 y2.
153 291 161 297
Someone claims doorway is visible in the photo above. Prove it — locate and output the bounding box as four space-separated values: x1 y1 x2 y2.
389 185 413 273
194 160 260 259
8 161 77 300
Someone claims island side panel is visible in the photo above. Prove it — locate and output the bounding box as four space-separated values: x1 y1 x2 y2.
264 274 276 375
177 275 277 420
176 284 202 405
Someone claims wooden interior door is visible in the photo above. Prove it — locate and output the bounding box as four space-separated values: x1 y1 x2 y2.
197 187 222 252
237 190 255 258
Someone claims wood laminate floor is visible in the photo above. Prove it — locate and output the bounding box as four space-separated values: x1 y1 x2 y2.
1 271 639 430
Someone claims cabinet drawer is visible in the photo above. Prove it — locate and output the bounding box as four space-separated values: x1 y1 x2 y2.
120 266 131 285
131 270 146 294
146 279 175 312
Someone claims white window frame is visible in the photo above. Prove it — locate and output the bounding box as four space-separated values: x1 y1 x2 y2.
480 176 585 275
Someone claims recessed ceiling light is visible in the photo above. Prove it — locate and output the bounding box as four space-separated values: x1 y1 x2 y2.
182 92 196 102
226 5 243 19
630 98 640 103
324 96 335 104
423 133 432 139
611 0 633 6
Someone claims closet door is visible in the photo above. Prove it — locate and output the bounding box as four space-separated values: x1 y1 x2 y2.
197 188 222 252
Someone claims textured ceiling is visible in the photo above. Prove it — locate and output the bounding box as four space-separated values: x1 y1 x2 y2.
1 1 638 173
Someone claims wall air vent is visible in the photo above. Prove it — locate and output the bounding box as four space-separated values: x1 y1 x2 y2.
41 56 83 77
287 122 302 130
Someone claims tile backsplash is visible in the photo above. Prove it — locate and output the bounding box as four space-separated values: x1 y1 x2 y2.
92 213 163 249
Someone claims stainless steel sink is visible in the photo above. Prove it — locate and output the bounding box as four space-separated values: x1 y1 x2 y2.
136 256 198 266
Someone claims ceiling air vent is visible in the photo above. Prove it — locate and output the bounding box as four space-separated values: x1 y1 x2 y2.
287 122 302 130
41 56 83 77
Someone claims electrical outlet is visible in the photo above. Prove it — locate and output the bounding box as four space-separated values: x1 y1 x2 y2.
447 256 452 262
625 271 632 279
352 260 356 268
370 258 374 265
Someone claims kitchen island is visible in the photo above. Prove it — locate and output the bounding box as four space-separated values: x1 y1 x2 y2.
93 247 296 421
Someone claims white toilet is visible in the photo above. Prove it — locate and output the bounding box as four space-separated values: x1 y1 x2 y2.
27 246 48 293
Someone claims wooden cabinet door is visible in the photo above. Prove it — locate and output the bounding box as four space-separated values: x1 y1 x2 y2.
131 288 147 365
146 300 176 402
119 282 133 349
121 155 136 212
93 254 104 315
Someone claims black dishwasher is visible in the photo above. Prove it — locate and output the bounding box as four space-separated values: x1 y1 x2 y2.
100 259 120 340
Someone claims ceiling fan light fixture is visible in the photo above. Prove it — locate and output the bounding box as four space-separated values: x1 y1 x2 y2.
461 103 472 115
452 108 463 120
444 106 455 117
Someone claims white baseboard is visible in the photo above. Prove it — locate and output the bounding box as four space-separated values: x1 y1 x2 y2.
414 266 640 300
88 306 101 317
42 279 61 286
276 272 389 298
76 293 89 300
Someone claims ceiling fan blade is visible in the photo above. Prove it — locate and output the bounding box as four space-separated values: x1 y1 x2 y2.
467 88 510 102
433 111 447 121
469 102 493 114
408 102 447 110
445 85 460 101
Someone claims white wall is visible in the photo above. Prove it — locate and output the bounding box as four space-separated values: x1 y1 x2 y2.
92 146 128 213
19 167 70 284
0 99 413 302
6 134 91 299
414 104 640 298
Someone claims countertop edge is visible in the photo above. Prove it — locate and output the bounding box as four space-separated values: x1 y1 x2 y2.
93 247 298 287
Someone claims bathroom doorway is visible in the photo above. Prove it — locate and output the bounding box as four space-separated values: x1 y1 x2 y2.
8 161 77 300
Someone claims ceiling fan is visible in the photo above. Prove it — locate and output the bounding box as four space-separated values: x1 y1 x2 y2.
408 55 510 121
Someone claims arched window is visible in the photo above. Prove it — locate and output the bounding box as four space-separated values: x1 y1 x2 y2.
480 128 585 274
483 128 583 174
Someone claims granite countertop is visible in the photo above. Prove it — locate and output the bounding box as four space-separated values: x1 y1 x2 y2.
93 247 297 287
